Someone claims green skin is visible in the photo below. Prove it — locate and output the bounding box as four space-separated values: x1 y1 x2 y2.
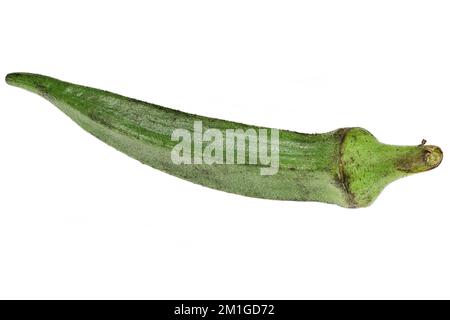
5 73 443 208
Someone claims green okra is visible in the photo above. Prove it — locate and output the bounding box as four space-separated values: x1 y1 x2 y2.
5 72 443 208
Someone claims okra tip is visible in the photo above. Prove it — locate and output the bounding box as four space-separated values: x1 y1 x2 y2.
5 72 55 96
6 72 34 90
5 72 26 86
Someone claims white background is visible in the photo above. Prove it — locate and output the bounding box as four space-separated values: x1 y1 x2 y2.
0 1 449 299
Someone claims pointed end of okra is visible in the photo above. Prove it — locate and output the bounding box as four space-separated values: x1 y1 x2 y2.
6 72 55 97
341 128 443 208
5 73 15 84
6 72 30 87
